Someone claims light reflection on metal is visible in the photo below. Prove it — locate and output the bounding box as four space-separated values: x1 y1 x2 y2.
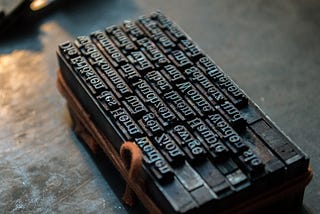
30 0 52 11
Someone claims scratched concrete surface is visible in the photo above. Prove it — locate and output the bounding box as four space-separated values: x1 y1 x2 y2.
0 0 319 213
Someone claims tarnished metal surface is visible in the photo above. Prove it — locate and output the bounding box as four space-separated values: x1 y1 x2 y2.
0 0 319 213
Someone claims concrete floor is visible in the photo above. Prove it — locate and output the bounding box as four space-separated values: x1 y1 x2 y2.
0 0 319 213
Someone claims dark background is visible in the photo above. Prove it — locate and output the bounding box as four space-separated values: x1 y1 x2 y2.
0 0 319 213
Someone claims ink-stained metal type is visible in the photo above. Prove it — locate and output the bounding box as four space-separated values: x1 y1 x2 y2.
57 11 311 214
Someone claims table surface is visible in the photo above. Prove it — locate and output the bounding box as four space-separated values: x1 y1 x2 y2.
1 0 319 213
